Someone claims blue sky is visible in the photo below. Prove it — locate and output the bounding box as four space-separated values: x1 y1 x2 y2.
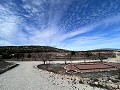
0 0 120 51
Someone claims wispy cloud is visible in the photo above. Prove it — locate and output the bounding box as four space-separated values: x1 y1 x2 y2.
0 5 19 45
0 0 120 50
54 14 120 50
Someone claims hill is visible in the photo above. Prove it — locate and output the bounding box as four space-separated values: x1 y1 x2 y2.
0 46 69 54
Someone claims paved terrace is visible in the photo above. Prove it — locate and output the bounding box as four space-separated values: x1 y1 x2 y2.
65 62 120 73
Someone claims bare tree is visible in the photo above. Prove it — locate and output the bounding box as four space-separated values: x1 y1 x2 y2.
41 54 47 65
47 54 52 64
14 53 20 61
83 51 93 62
98 53 103 63
38 54 42 61
70 51 76 70
33 53 37 61
27 53 31 61
21 53 24 61
64 54 68 64
64 53 70 64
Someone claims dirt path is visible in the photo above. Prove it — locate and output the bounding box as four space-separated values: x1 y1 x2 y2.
0 61 105 90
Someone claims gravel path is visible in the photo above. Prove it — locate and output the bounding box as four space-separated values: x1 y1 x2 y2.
0 61 105 90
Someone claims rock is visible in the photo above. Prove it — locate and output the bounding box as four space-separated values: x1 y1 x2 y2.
79 80 84 84
98 78 103 81
111 79 119 83
98 81 103 86
102 83 107 88
108 80 113 83
86 80 91 84
106 84 112 90
94 82 99 85
110 84 118 89
81 79 87 84
118 85 120 89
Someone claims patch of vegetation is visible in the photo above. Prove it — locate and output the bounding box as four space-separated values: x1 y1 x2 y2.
37 64 66 74
89 82 108 89
0 61 18 74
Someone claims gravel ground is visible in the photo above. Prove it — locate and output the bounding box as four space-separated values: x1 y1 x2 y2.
0 61 105 90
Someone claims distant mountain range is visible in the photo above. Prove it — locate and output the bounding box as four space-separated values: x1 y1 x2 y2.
88 48 120 52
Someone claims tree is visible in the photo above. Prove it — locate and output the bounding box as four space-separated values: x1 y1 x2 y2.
0 55 3 62
86 52 93 58
1 53 12 59
83 51 93 62
32 53 37 61
98 53 103 63
14 53 24 61
46 54 52 64
21 53 25 61
70 51 76 70
64 54 68 64
27 53 31 61
41 54 47 65
14 53 19 60
71 51 76 57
